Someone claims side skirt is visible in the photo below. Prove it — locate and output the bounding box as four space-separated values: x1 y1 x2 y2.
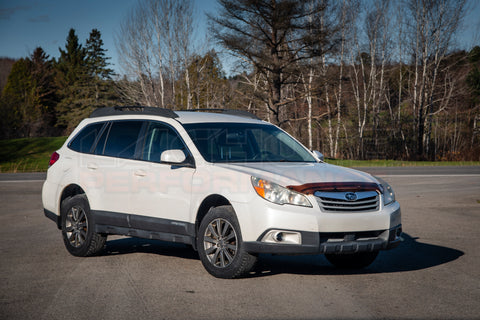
91 210 196 249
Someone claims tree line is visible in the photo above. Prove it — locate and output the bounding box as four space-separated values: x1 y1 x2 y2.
1 0 479 161
0 28 116 136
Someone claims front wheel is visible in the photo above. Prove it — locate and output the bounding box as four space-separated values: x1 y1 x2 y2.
325 251 379 269
197 205 257 278
61 194 106 257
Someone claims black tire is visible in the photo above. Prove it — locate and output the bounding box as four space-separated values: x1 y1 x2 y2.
325 251 379 269
197 205 257 279
61 194 106 257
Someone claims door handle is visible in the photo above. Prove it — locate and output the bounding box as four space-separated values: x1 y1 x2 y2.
134 169 147 177
87 163 98 170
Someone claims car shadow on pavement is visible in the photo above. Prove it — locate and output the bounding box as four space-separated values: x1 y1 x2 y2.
250 233 465 277
98 233 464 277
103 237 199 260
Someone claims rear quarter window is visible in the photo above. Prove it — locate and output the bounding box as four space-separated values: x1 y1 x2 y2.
68 122 105 153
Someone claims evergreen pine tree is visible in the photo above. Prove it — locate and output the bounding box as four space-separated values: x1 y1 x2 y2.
0 58 33 137
57 28 86 84
0 47 58 138
85 29 115 105
30 47 59 135
86 29 114 80
55 28 91 133
184 50 228 109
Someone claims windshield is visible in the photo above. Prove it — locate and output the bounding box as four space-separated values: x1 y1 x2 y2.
183 123 317 163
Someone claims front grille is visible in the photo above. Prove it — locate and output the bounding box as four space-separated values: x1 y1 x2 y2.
314 191 380 212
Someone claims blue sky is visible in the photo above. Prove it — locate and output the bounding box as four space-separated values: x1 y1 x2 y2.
1 0 479 76
0 0 218 74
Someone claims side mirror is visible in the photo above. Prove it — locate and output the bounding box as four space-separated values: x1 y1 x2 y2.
312 150 324 162
161 149 186 164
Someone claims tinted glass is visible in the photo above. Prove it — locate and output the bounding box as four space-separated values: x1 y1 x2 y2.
93 122 111 155
142 122 185 162
184 123 316 163
103 121 143 159
68 122 105 153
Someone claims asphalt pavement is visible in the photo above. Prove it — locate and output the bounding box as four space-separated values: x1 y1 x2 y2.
0 167 479 319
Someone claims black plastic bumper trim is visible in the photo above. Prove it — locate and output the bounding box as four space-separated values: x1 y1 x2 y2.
90 210 196 247
244 225 402 255
44 209 61 229
94 224 195 246
91 210 196 237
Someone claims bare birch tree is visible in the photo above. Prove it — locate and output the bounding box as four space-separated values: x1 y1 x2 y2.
346 0 391 158
405 0 466 157
115 0 195 109
331 0 355 157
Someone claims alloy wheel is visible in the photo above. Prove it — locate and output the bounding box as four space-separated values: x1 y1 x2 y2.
65 206 88 248
203 218 238 268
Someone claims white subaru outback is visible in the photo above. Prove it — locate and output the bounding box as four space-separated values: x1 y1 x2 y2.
42 107 402 278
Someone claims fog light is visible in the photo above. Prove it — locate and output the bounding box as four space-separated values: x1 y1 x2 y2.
261 230 302 244
275 232 284 242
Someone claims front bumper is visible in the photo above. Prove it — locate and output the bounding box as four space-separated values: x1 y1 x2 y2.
243 224 403 255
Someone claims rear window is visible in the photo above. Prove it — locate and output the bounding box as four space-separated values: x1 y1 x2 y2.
68 122 105 153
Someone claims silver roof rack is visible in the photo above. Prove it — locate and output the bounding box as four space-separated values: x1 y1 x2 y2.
181 109 260 120
90 106 179 118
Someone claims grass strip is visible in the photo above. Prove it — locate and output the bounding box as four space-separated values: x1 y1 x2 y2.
0 137 67 173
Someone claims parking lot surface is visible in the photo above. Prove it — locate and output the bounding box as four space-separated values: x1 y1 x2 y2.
1 167 479 319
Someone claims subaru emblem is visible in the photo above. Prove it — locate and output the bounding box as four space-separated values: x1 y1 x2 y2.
345 192 357 201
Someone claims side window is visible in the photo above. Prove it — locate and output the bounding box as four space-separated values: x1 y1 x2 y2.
142 122 185 163
68 122 105 154
93 122 111 155
103 121 143 159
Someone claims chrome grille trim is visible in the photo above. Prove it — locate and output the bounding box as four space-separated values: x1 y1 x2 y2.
314 191 380 213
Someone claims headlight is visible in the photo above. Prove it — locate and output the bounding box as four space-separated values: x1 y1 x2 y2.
251 176 312 207
376 177 396 206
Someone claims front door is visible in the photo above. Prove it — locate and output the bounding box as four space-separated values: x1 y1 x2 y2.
128 121 195 234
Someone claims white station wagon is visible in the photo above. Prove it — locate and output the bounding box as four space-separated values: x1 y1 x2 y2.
42 107 402 278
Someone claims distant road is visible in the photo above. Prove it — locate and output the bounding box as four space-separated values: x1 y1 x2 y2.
354 165 480 176
1 166 479 182
0 172 46 181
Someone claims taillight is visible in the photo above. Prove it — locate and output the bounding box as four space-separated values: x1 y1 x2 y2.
49 152 60 167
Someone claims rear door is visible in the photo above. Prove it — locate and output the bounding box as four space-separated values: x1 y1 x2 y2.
83 120 144 216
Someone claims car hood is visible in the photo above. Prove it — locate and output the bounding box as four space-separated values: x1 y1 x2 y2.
214 162 378 187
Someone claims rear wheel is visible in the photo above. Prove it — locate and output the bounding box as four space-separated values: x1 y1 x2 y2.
197 205 257 278
325 251 379 269
61 194 106 257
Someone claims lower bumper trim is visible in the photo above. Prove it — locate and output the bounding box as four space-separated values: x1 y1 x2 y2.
244 225 402 255
244 238 387 255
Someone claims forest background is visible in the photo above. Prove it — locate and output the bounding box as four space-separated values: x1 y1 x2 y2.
1 0 479 162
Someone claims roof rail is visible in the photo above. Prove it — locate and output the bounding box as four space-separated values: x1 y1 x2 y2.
90 106 179 118
182 109 261 120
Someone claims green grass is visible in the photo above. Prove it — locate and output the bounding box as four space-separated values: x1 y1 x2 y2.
0 136 67 173
0 136 479 173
